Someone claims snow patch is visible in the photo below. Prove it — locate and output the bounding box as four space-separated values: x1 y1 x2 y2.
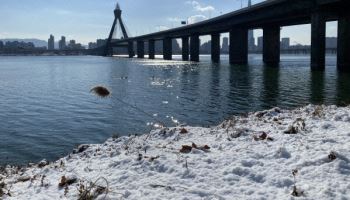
1 105 350 200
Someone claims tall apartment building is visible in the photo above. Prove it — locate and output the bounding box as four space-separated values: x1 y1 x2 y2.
59 36 66 50
48 35 55 50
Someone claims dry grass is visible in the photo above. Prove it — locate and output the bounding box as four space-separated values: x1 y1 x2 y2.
77 177 109 200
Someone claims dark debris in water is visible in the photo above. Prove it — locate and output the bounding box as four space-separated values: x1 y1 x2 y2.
90 86 111 98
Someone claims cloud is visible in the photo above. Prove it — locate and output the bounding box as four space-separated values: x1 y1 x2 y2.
187 15 207 24
186 1 215 12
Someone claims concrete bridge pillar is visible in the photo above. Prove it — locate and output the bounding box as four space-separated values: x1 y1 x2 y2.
263 26 280 66
182 37 189 61
163 37 172 60
137 41 144 58
311 12 326 70
338 13 350 72
149 39 155 59
190 34 200 62
128 41 134 58
229 28 248 65
211 33 221 63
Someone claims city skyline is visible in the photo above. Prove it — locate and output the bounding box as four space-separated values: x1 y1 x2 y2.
0 33 338 53
0 0 338 45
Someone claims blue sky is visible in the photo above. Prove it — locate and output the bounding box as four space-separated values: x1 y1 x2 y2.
0 0 337 45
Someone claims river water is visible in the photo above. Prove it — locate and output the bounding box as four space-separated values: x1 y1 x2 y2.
0 54 349 165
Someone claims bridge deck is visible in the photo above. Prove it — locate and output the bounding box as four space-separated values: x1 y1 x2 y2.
112 0 344 45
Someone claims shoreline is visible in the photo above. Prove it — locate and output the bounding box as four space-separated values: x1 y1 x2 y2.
1 104 350 199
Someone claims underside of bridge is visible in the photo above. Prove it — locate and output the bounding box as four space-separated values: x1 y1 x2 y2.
102 0 350 72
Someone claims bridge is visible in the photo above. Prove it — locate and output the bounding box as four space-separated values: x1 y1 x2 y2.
99 0 350 72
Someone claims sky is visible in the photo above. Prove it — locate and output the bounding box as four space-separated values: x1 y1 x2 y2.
0 0 337 45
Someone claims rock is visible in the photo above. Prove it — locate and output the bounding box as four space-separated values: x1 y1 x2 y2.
17 176 31 182
255 108 281 118
328 152 337 161
180 145 192 153
253 132 274 141
38 159 49 168
272 107 281 113
291 186 304 197
28 163 35 167
284 126 297 134
254 132 267 141
73 144 89 154
255 111 267 118
0 174 5 180
180 128 188 134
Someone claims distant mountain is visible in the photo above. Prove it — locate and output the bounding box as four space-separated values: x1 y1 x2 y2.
0 39 48 48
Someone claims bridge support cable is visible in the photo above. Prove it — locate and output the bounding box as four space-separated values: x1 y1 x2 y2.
230 28 248 65
182 37 190 61
311 11 326 70
104 3 130 56
148 40 155 59
137 41 145 58
104 17 118 56
190 34 200 62
211 33 221 63
163 37 172 60
119 17 129 40
337 13 350 72
263 26 280 66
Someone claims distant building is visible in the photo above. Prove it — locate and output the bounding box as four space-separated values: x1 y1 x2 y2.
4 41 35 49
326 37 337 48
257 36 263 51
147 39 180 54
48 35 55 50
88 42 97 49
248 0 252 7
88 39 107 49
155 41 162 54
247 0 255 52
59 36 66 50
96 39 107 47
200 40 211 54
222 37 229 53
248 30 255 51
172 39 181 54
0 41 3 49
133 39 181 55
68 40 76 49
281 38 290 50
67 40 84 50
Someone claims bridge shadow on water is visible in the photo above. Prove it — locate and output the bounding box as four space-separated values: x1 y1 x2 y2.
172 54 350 119
336 72 350 106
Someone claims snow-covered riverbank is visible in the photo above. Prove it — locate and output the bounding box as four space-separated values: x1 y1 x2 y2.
1 105 350 200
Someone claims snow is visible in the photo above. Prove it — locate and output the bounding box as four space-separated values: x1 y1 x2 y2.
1 105 350 199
